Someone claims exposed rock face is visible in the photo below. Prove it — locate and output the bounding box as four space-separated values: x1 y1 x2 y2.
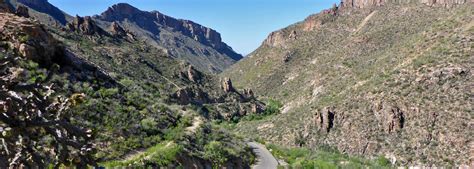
0 13 59 65
303 15 323 31
221 78 235 93
97 3 243 61
373 102 405 134
314 107 336 133
264 31 286 47
340 0 471 8
15 5 29 18
66 15 104 35
242 88 255 99
186 65 201 83
109 21 126 37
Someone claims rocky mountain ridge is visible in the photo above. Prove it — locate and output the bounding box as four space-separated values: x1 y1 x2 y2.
93 3 242 72
0 1 261 167
340 0 471 8
5 0 242 73
224 1 473 166
99 3 235 59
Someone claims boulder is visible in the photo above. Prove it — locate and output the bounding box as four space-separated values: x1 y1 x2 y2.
242 88 254 99
0 13 59 65
67 15 104 35
186 65 201 83
221 78 235 93
15 5 29 18
314 107 336 133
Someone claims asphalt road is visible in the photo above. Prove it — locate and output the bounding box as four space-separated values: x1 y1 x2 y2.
248 142 279 169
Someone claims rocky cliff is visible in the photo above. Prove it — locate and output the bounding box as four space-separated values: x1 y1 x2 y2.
224 2 473 166
1 4 257 167
6 1 242 73
100 3 228 53
94 3 242 72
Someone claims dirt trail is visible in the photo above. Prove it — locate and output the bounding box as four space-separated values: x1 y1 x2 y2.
354 10 378 33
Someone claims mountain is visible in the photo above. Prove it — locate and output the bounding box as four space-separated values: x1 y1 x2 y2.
6 1 242 73
0 2 260 167
92 3 242 73
223 0 473 166
5 0 72 25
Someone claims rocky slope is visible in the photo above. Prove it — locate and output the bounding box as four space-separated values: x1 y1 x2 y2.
5 1 242 73
5 0 72 26
0 3 261 167
93 3 242 73
223 1 473 166
340 0 470 8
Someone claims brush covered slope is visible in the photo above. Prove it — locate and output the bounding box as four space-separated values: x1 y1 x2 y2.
6 1 242 73
0 3 262 168
223 2 473 166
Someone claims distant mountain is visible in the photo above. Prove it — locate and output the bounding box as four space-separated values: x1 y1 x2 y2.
223 0 473 166
6 0 72 25
0 2 259 167
93 3 243 73
7 1 242 73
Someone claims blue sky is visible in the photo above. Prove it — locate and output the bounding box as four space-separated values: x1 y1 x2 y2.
49 0 339 55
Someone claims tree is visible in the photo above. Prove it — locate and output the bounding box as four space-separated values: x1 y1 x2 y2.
0 52 96 167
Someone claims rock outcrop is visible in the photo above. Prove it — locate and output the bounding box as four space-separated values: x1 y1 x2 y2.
314 107 336 133
242 88 255 99
373 102 405 134
221 78 235 93
15 5 29 18
186 65 201 83
340 0 471 8
66 15 105 35
109 21 126 37
0 13 59 65
97 3 243 61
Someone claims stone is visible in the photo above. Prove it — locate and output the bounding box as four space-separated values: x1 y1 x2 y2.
67 15 104 35
373 102 405 134
314 107 336 133
186 65 201 83
15 5 29 18
0 13 58 65
221 78 235 93
303 16 323 31
18 43 36 59
242 88 254 99
109 21 126 37
264 31 285 47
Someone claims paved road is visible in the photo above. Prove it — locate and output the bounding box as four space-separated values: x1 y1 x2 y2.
248 142 279 169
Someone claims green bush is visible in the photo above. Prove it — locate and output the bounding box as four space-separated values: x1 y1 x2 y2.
263 99 283 115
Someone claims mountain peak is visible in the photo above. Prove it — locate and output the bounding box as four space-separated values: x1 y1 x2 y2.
100 3 143 20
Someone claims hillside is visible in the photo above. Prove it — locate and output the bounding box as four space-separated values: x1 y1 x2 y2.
0 2 260 167
5 0 242 73
223 1 473 166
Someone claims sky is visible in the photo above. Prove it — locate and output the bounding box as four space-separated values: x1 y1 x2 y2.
49 0 340 55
